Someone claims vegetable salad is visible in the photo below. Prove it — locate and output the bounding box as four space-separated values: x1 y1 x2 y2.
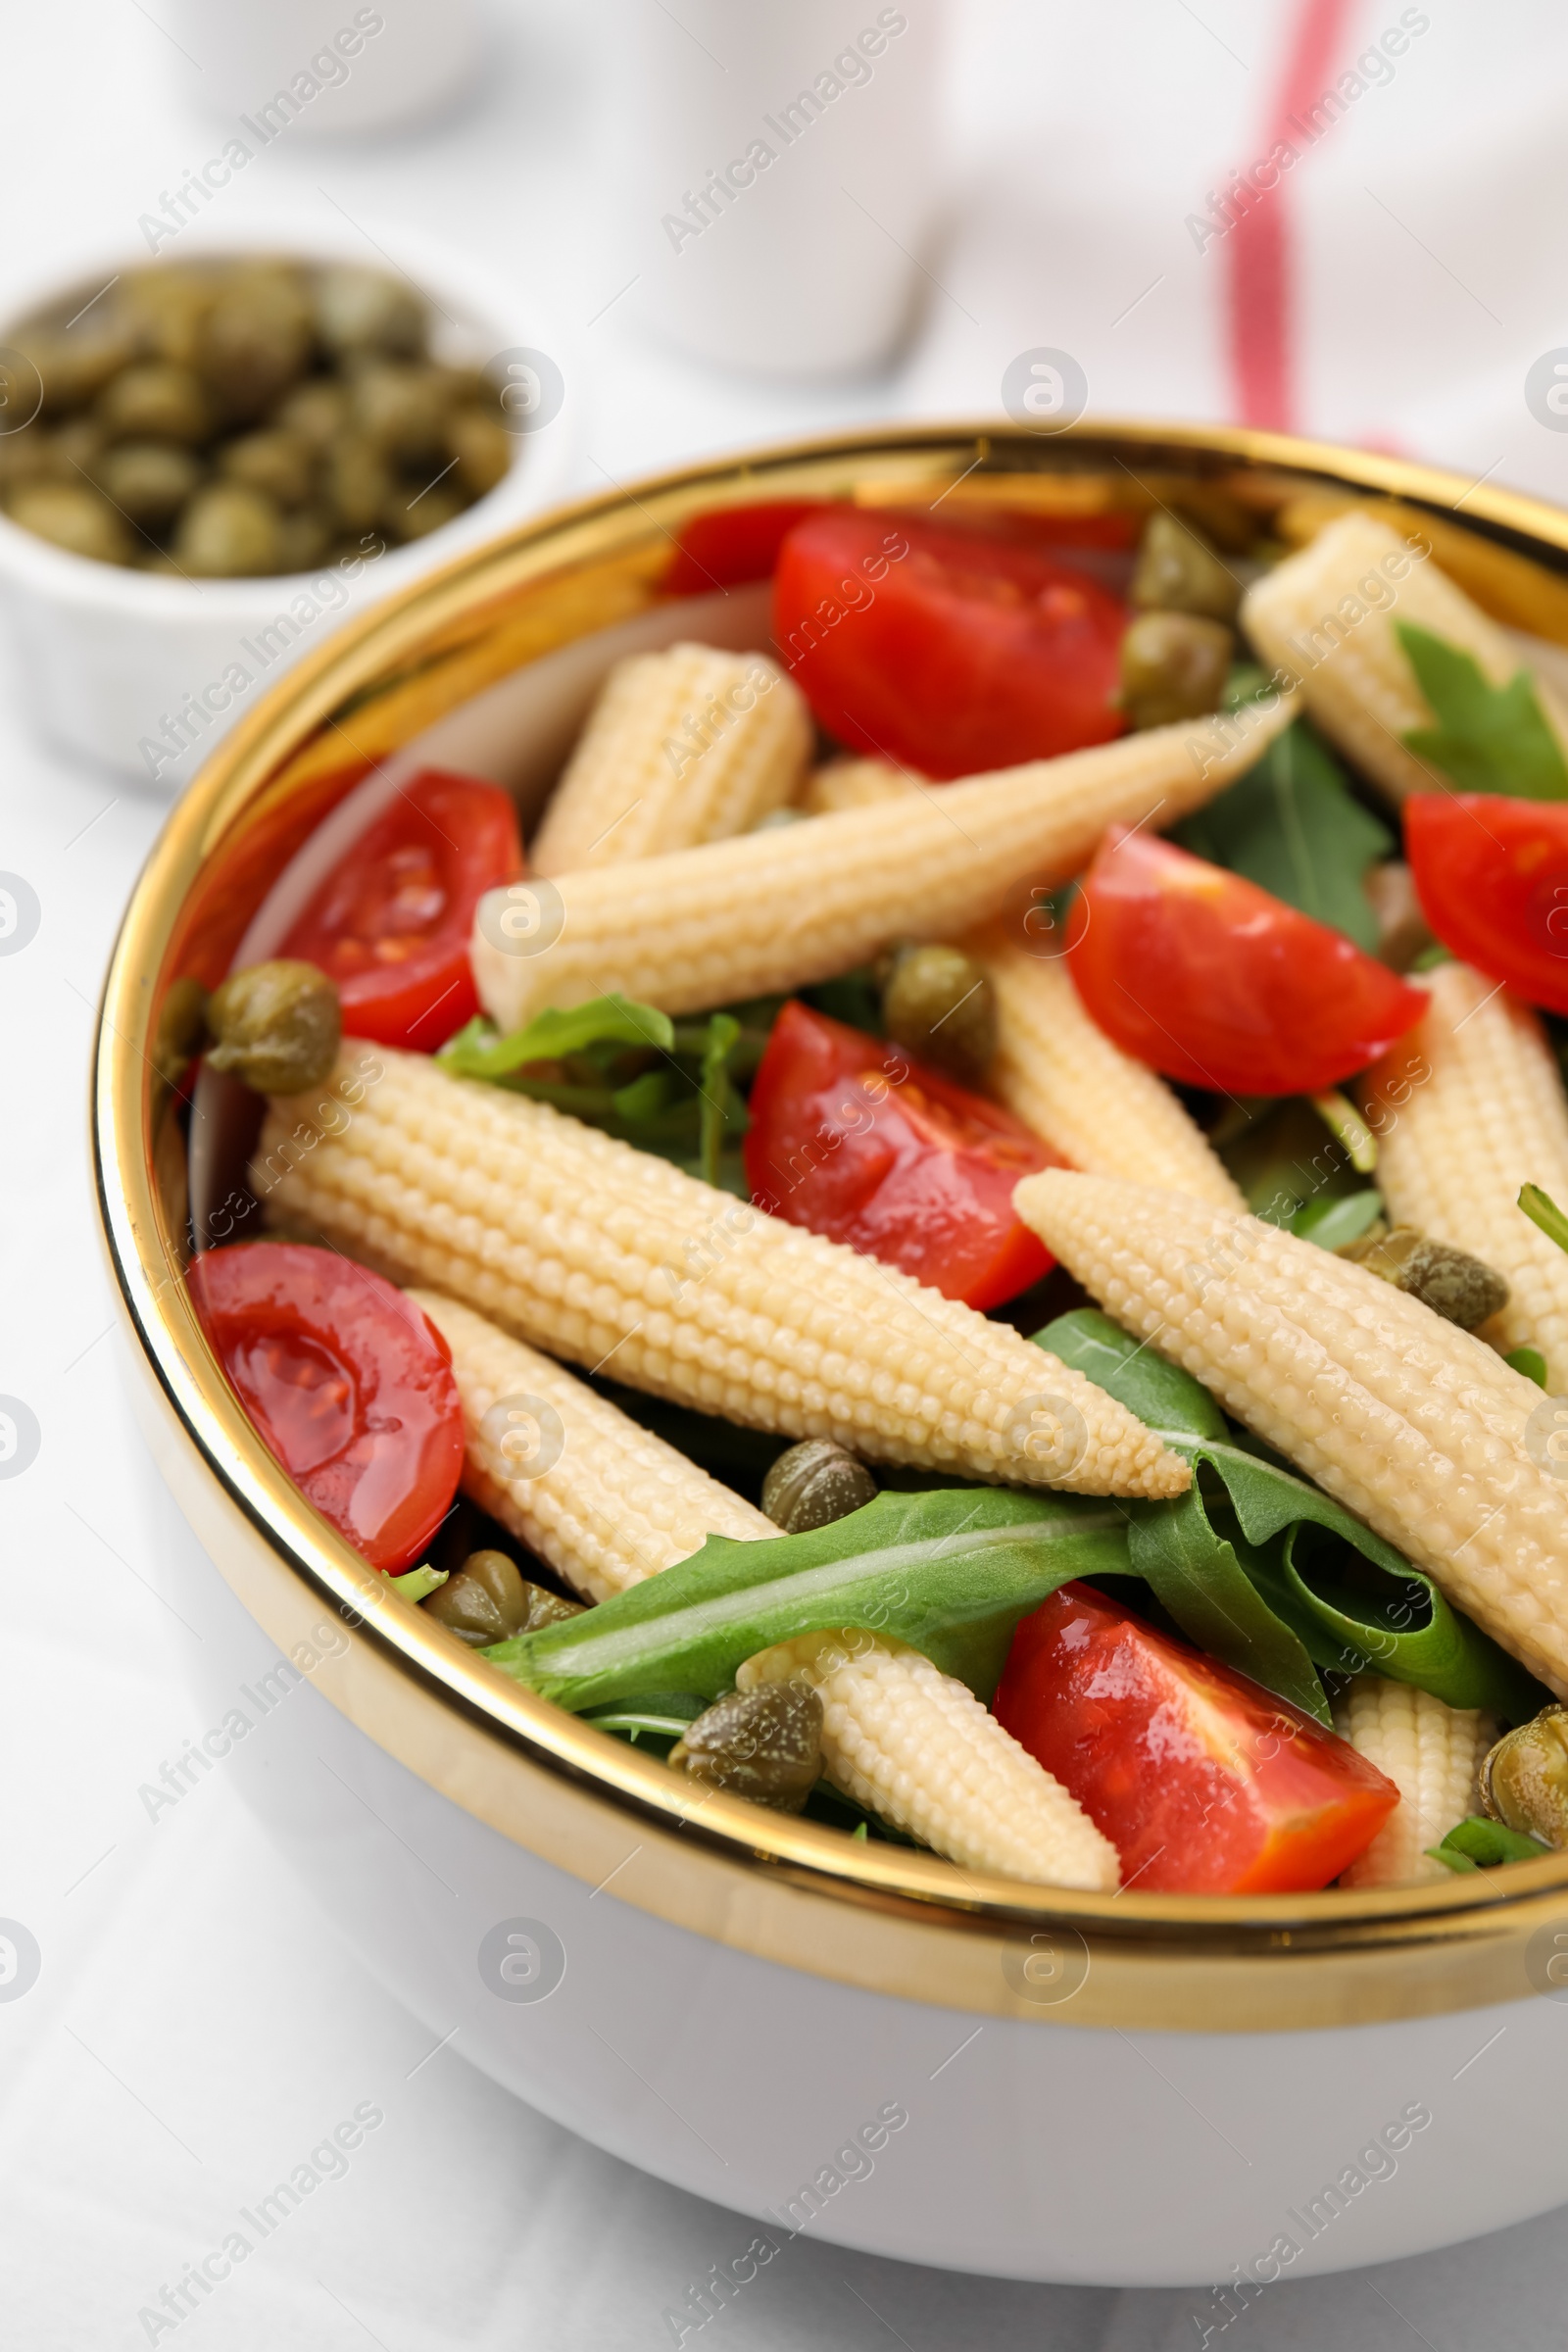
172 487 1568 1894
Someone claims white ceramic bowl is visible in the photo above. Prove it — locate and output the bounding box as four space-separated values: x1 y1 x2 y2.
96 422 1568 2286
0 213 575 785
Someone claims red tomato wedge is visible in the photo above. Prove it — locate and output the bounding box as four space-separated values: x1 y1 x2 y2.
743 1000 1060 1308
1406 793 1568 1014
662 500 825 596
772 510 1127 780
188 1243 464 1574
1068 827 1426 1095
279 768 523 1051
994 1584 1397 1893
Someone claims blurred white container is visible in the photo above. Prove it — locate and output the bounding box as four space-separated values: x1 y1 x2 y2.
0 215 574 789
165 0 483 138
612 0 945 378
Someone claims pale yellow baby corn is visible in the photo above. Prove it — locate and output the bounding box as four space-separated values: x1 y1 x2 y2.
1332 1676 1494 1887
254 1048 1189 1500
1364 961 1568 1393
799 757 924 815
737 1630 1119 1888
1243 511 1568 804
472 694 1295 1032
410 1290 771 1602
969 926 1246 1208
1012 1170 1568 1696
530 643 810 876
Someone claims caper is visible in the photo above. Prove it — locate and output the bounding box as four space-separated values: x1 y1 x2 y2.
350 361 452 462
761 1439 878 1535
0 430 48 497
173 482 284 577
205 959 341 1094
1341 1225 1509 1329
1481 1705 1568 1849
881 941 997 1080
1119 611 1235 730
668 1683 824 1812
152 974 212 1091
220 428 314 507
95 441 202 526
7 480 132 564
197 270 313 419
21 322 135 414
274 378 349 451
387 480 466 542
96 361 211 445
43 419 107 480
447 407 512 498
1131 512 1242 622
123 268 212 368
423 1548 583 1646
275 509 331 574
322 434 391 533
313 266 426 360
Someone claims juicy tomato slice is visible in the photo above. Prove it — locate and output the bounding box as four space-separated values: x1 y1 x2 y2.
994 1584 1398 1893
772 510 1127 780
743 1000 1060 1308
1068 826 1426 1095
1406 793 1568 1013
279 768 523 1051
188 1243 464 1574
662 501 826 596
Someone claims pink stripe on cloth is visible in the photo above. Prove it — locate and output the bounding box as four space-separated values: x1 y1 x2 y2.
1226 0 1364 431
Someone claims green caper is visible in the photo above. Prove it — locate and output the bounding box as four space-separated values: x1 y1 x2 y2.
7 480 132 564
1119 611 1235 730
880 941 997 1080
322 434 391 533
122 267 212 368
314 266 426 360
196 270 313 419
275 509 331 574
1341 1225 1509 1329
95 441 202 526
275 378 349 451
152 974 212 1091
43 419 107 479
423 1548 583 1646
1131 512 1242 622
0 430 48 497
205 959 341 1094
350 362 452 462
96 362 212 445
220 428 314 507
387 480 466 542
1481 1705 1568 1849
761 1439 878 1535
173 482 284 577
668 1683 824 1812
447 407 512 498
21 322 135 414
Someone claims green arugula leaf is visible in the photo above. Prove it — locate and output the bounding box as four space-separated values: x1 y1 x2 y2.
1177 713 1392 950
1520 1182 1568 1256
1397 623 1568 800
1427 1815 1551 1873
697 1012 742 1188
387 1563 448 1604
483 1489 1131 1712
1290 1190 1384 1250
1033 1308 1226 1439
438 994 674 1079
1039 1311 1549 1723
1507 1347 1549 1390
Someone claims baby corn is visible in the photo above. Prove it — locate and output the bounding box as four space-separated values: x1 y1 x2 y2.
1012 1170 1568 1696
737 1630 1119 1888
970 927 1246 1209
1332 1676 1495 1887
530 643 810 876
799 757 923 815
1243 510 1568 805
255 1048 1190 1499
1365 961 1568 1393
411 1290 772 1602
472 695 1295 1032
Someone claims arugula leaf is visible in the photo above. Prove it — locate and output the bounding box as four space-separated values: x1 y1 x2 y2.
1038 1311 1548 1723
483 1489 1132 1712
438 994 674 1079
1397 624 1568 800
1507 1347 1548 1390
697 1012 742 1187
1290 1190 1384 1250
1520 1182 1568 1256
1218 1097 1368 1228
1427 1816 1550 1873
1177 713 1392 951
388 1563 448 1604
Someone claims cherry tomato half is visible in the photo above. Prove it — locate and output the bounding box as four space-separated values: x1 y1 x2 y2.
994 1584 1397 1893
662 500 825 596
279 768 522 1051
772 510 1127 779
188 1243 464 1574
1406 793 1568 1014
1068 827 1426 1095
743 1000 1060 1308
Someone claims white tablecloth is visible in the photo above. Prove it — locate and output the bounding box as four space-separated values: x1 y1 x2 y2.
6 4 1568 2342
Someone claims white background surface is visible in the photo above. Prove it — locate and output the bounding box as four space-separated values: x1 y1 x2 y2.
7 2 1568 2343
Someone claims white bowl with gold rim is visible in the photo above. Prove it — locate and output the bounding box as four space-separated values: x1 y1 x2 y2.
97 421 1568 2287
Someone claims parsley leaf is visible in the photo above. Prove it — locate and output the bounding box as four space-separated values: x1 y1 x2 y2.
1397 623 1568 799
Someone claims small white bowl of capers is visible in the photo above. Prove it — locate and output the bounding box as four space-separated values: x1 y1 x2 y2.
0 215 574 786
